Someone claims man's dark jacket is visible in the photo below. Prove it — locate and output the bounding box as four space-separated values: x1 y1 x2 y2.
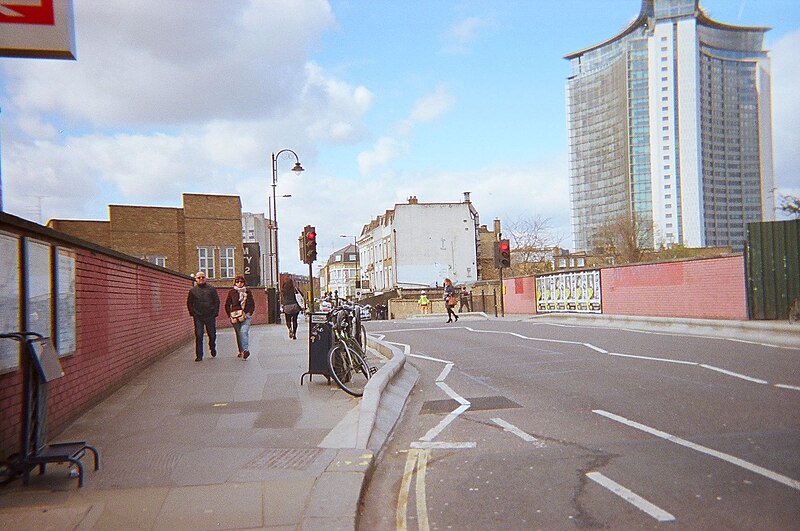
187 284 220 319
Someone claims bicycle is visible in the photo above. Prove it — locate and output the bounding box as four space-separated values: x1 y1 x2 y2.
789 298 800 324
327 305 375 396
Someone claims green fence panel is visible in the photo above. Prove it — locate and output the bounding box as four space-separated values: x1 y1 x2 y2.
746 220 800 320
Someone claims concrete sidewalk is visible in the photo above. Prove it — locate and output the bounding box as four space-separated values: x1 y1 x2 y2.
0 317 413 530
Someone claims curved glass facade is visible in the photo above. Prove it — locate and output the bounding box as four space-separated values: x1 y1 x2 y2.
565 0 773 252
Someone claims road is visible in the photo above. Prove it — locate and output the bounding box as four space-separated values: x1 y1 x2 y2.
359 317 800 530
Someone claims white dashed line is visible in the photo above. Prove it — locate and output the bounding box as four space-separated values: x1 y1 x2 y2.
593 409 800 491
491 418 545 447
586 472 675 522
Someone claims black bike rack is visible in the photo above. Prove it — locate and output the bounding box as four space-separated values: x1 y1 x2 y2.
0 332 99 487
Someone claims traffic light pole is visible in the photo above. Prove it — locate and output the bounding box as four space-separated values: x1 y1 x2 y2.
308 261 315 314
499 266 505 317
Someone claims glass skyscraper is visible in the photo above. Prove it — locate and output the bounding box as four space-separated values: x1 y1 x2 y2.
565 0 774 252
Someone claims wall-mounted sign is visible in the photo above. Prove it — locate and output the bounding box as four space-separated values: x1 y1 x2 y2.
1 0 76 59
242 242 261 287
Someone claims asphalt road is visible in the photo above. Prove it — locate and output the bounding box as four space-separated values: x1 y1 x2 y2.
359 317 800 530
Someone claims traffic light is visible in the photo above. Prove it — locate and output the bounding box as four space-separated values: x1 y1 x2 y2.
298 234 307 264
303 225 317 264
498 239 511 268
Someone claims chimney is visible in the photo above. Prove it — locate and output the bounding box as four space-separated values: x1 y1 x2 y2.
408 196 418 204
463 191 471 203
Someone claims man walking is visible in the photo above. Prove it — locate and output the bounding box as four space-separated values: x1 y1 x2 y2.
187 272 220 361
458 286 471 313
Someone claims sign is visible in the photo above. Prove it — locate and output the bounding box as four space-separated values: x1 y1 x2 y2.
242 242 260 287
1 0 76 59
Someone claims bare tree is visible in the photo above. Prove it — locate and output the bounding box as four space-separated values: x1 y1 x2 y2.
780 195 800 218
591 213 652 264
503 215 563 275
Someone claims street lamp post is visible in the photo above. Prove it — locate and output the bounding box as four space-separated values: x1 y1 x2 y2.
270 149 304 323
339 234 359 298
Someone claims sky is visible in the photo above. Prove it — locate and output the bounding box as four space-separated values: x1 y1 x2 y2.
1 0 798 276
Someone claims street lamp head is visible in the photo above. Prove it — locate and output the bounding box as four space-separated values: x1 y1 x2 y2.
291 162 304 175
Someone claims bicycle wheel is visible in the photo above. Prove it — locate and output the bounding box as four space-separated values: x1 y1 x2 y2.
357 324 367 350
328 342 370 396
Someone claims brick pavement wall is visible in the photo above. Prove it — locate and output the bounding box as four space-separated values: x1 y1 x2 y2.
599 255 747 320
0 256 270 457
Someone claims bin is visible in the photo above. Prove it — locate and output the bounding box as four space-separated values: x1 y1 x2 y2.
300 312 332 384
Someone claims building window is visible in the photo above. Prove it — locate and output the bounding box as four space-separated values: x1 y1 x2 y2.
148 256 167 267
220 247 235 278
198 247 215 278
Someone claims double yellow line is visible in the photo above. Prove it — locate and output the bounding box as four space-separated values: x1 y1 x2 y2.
396 448 431 531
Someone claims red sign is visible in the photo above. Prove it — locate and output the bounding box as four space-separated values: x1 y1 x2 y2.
0 0 74 59
0 0 55 26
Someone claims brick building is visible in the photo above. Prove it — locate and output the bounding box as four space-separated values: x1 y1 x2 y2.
47 193 244 284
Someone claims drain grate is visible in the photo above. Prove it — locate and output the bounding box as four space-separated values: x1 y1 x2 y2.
420 395 522 415
247 448 322 470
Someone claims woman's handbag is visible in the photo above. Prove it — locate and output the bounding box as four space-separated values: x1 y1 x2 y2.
230 309 246 324
447 294 457 307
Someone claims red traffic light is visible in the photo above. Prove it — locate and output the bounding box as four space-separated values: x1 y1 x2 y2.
307 231 316 240
499 241 510 251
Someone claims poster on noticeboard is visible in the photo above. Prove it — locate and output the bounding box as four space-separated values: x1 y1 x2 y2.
536 270 601 314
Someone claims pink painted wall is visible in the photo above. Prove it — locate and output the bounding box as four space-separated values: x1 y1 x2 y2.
501 255 747 321
599 255 746 320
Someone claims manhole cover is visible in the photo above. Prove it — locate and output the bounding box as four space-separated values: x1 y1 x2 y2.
420 396 522 415
247 448 322 470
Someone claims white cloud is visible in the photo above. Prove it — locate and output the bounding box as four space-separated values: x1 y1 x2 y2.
441 16 492 54
357 137 404 176
395 85 455 136
0 0 374 228
770 28 800 195
359 85 454 176
3 0 337 126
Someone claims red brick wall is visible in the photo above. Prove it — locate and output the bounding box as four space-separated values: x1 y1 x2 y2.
600 255 747 320
0 247 271 456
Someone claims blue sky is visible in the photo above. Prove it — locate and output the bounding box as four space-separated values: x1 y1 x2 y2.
1 0 798 275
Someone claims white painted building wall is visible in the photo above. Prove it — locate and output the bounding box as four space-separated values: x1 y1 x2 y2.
360 197 479 291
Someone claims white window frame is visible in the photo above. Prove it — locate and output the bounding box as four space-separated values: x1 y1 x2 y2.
198 247 215 278
220 246 235 279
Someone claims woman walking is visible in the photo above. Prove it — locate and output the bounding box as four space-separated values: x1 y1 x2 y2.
443 278 459 323
280 277 304 339
225 275 255 359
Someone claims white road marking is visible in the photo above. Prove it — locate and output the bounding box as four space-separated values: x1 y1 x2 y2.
408 352 452 364
436 381 470 405
384 323 800 390
491 418 545 447
699 364 769 384
584 343 608 353
586 472 675 522
410 441 477 449
420 403 471 442
436 362 454 382
775 383 800 391
593 409 800 491
609 352 698 365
